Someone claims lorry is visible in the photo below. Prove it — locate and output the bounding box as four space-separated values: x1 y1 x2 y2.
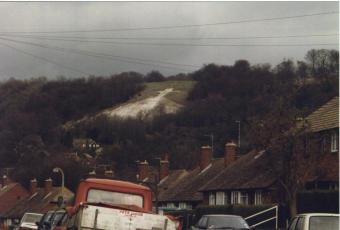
54 178 181 230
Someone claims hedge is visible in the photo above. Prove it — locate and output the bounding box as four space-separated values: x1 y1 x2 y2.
297 190 339 214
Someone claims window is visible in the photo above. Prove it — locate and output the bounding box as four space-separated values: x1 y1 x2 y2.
231 191 240 204
209 192 216 205
216 192 225 205
167 203 175 208
329 182 339 190
331 132 338 152
310 216 340 230
254 190 262 205
87 189 144 208
231 191 248 205
240 191 248 205
178 202 187 209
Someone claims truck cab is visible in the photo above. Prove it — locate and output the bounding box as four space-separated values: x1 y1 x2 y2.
73 178 152 212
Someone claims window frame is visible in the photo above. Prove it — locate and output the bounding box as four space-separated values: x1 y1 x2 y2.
215 191 225 205
254 190 262 205
209 192 216 206
331 131 338 153
231 191 240 205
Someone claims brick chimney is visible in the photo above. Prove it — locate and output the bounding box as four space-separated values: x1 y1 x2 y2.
224 142 237 167
200 146 213 171
2 175 8 187
44 178 53 194
29 178 37 195
137 161 149 181
159 154 169 181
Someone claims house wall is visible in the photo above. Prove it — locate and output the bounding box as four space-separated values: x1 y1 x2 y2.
297 127 339 189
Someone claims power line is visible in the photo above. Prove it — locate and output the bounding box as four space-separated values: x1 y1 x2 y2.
0 37 197 72
0 33 338 41
0 11 337 34
0 36 336 47
0 41 91 76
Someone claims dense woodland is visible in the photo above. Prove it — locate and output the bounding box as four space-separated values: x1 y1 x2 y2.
0 49 338 191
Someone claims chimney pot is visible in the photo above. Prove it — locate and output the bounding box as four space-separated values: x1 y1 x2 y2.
44 178 53 194
200 146 213 171
159 158 169 181
137 161 149 181
225 142 237 167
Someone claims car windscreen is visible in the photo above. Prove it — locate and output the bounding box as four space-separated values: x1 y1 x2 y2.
207 216 250 229
87 189 144 208
21 213 43 224
51 212 66 226
309 216 339 230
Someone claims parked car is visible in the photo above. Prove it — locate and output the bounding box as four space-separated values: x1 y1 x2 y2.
19 212 43 230
191 214 250 230
288 213 339 230
36 210 67 230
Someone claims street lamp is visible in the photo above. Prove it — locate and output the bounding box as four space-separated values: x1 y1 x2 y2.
53 167 64 196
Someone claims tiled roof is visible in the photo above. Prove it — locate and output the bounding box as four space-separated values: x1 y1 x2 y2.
158 159 225 202
3 187 74 218
158 169 188 201
0 183 29 216
305 97 339 132
200 150 278 192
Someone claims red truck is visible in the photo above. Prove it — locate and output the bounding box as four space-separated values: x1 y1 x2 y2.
55 178 181 230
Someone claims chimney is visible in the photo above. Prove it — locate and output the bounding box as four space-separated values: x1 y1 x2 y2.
137 160 149 181
44 178 53 194
2 175 8 187
29 179 37 195
159 154 169 181
225 142 237 167
200 146 213 171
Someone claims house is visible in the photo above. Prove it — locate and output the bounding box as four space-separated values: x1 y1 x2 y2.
156 146 227 210
199 147 282 206
0 176 29 229
0 178 74 229
302 96 339 190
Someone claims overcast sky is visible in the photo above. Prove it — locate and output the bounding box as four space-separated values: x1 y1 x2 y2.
0 1 338 80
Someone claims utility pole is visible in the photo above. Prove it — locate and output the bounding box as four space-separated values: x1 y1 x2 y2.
204 133 214 154
235 120 241 148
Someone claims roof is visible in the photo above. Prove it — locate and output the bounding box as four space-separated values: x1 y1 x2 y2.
3 187 74 218
0 183 29 216
158 159 225 202
200 150 278 192
158 169 188 200
305 97 339 133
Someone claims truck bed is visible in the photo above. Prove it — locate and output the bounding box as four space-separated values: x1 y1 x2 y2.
78 205 178 230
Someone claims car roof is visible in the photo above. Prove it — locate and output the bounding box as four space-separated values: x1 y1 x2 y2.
203 214 243 218
296 213 340 217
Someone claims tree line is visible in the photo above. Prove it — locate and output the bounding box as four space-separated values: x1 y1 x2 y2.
0 49 337 191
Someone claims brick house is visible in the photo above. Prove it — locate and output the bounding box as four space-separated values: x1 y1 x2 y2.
199 147 282 206
156 146 227 210
0 178 74 230
0 176 29 229
302 96 339 190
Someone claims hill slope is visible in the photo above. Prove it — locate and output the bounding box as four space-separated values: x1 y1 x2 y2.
64 80 195 129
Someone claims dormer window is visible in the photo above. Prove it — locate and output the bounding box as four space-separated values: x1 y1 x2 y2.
331 131 338 153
